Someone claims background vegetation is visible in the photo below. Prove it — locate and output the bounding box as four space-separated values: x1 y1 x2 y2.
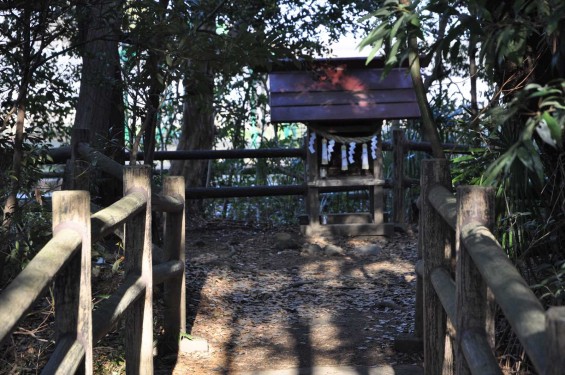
1 0 564 371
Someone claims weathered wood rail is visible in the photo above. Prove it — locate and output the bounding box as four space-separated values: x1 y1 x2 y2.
45 131 469 226
0 166 186 374
417 159 565 375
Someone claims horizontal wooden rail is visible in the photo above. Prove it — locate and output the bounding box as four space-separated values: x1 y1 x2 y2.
92 275 146 343
91 192 147 240
185 180 399 199
153 260 185 285
43 335 85 374
46 141 470 164
460 330 502 375
428 185 456 230
461 223 547 373
430 268 456 323
134 148 307 160
0 166 187 373
76 143 183 213
0 229 81 346
420 159 565 375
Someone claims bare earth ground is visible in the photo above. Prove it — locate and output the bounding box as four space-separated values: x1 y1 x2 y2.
155 219 423 374
0 219 422 374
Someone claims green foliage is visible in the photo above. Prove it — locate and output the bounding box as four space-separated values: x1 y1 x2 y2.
0 130 53 283
0 1 78 142
361 1 565 332
358 0 422 70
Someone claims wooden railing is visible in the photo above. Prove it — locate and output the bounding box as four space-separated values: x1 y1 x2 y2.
0 165 186 374
417 159 565 375
45 130 470 225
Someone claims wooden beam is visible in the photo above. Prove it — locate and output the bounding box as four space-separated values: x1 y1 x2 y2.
42 335 85 375
430 268 456 323
123 166 153 375
90 192 147 241
0 230 81 346
269 68 414 92
161 176 186 353
461 224 547 374
271 102 421 122
428 185 456 231
92 275 145 343
420 159 453 375
270 89 417 107
152 260 184 285
459 330 502 375
392 129 405 224
456 186 496 375
546 306 565 375
52 191 93 374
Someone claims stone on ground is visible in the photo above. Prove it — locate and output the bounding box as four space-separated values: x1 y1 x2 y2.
324 243 345 256
302 243 324 256
353 244 382 257
179 336 209 353
275 232 301 250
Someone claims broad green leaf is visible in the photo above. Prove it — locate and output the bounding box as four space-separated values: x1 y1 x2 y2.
516 145 534 171
389 15 405 41
366 39 384 63
536 118 557 147
541 111 562 147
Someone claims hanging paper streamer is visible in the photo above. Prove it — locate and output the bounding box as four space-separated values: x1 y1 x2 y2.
348 142 356 164
341 145 348 171
327 139 335 161
362 143 369 170
308 132 316 154
321 138 328 165
370 136 378 159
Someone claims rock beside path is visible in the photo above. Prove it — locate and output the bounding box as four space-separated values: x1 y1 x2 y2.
302 243 324 256
274 232 301 250
324 244 345 256
353 244 382 257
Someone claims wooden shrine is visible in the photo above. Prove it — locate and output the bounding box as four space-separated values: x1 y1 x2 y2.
268 57 420 236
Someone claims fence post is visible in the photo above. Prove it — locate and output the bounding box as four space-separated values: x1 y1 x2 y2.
370 125 384 226
305 133 320 231
546 306 565 375
52 191 93 374
123 166 153 375
392 128 405 225
420 159 453 375
162 176 186 353
455 186 495 374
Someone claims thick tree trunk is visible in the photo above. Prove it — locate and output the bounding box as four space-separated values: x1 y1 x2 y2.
170 64 215 215
141 0 169 166
72 0 124 205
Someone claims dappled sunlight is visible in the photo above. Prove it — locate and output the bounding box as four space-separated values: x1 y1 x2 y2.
173 221 422 373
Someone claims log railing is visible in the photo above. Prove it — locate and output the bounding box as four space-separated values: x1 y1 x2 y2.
45 131 470 226
418 158 565 375
0 165 186 374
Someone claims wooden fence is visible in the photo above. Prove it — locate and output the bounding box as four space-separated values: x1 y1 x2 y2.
417 158 565 375
45 129 470 225
0 166 186 374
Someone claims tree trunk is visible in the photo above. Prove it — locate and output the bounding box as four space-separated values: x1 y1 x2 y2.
1 4 32 282
170 63 215 215
72 0 124 206
141 0 170 166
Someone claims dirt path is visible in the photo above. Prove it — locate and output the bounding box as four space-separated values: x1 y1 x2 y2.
156 219 422 374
